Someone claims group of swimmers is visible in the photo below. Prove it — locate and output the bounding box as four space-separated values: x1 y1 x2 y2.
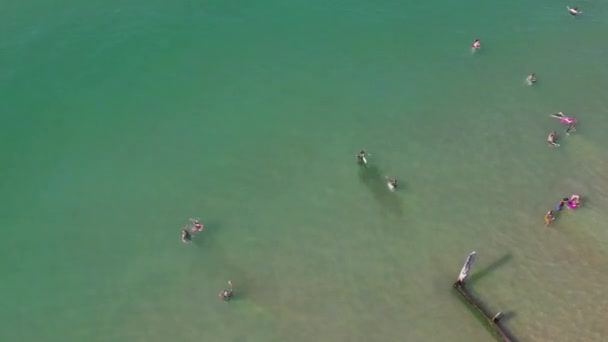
530 8 581 226
471 6 580 55
177 4 586 304
179 220 236 301
547 112 577 147
544 195 582 227
357 150 398 191
180 218 204 244
471 11 583 147
471 8 584 228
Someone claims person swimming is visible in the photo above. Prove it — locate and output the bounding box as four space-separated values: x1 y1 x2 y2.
527 73 537 84
556 198 569 211
386 177 398 190
567 195 581 209
550 112 577 125
190 218 204 233
544 210 555 227
219 280 234 301
357 150 368 165
566 124 576 135
471 39 481 49
547 132 560 147
181 228 191 244
567 6 581 16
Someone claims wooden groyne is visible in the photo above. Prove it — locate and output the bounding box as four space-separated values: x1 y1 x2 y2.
453 280 512 342
453 252 514 342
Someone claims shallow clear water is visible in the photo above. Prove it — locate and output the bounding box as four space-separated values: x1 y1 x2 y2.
2 1 608 341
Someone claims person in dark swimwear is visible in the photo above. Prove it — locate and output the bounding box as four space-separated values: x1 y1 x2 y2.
190 218 204 233
566 124 576 135
219 281 234 301
181 228 191 244
556 198 569 211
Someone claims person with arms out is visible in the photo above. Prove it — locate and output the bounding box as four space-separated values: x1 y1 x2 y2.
550 112 577 125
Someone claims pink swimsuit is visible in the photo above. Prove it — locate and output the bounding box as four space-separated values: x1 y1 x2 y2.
560 117 576 124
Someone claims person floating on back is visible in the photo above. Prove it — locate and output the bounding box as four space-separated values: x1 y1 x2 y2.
550 112 577 125
567 6 581 16
547 132 560 147
471 39 481 50
544 210 555 227
190 218 204 233
219 281 234 301
357 150 368 165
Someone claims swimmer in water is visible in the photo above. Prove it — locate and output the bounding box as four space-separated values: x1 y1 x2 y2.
567 6 581 16
565 124 576 135
556 198 569 211
189 218 204 233
471 39 481 49
550 112 577 125
568 194 581 209
357 150 368 165
527 73 537 84
219 280 234 301
544 210 555 227
386 177 398 190
181 228 191 244
547 132 560 147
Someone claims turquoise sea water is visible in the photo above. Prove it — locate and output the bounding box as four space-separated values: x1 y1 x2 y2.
3 1 608 341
